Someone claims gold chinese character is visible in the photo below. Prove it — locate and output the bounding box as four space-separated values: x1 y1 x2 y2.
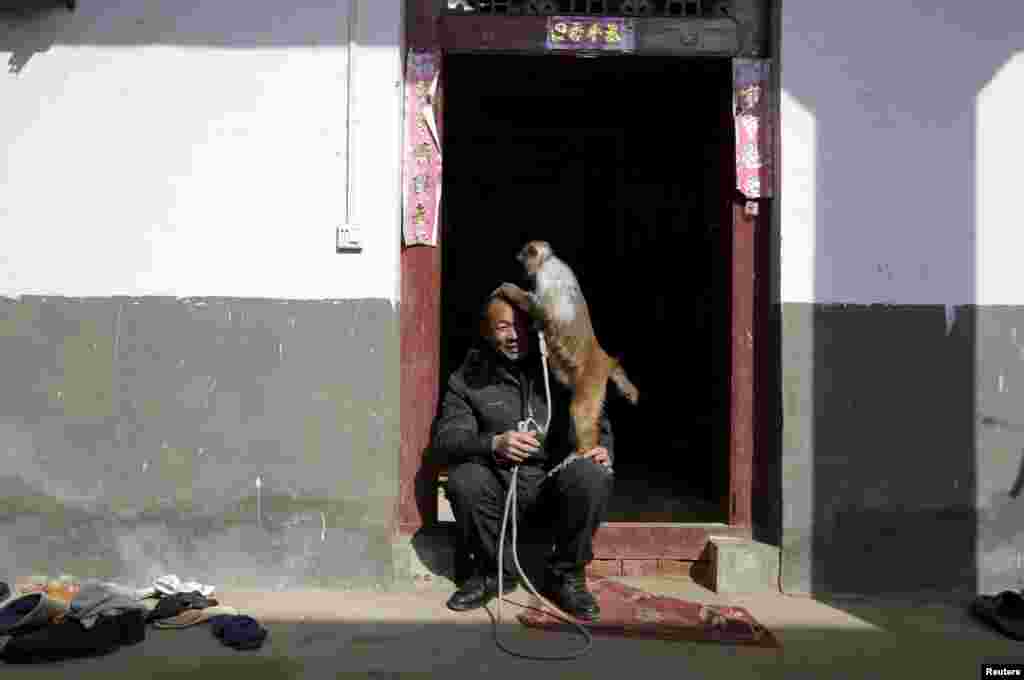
568 22 585 42
738 84 763 113
605 22 622 43
587 22 603 43
550 22 567 41
414 142 433 164
413 204 427 226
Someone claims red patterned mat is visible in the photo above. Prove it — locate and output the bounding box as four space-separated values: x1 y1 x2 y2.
516 577 780 648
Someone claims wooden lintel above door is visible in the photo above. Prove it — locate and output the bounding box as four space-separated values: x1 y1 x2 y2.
440 15 739 56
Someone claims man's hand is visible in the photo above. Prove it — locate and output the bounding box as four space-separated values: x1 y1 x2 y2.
492 431 540 465
583 446 611 468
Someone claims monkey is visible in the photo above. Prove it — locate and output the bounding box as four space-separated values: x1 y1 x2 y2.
493 240 639 458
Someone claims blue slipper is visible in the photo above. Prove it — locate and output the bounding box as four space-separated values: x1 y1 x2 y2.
208 614 268 651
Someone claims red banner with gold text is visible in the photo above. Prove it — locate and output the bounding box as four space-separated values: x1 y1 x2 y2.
403 49 443 247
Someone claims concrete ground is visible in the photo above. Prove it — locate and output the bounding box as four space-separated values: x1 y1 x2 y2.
3 576 1023 679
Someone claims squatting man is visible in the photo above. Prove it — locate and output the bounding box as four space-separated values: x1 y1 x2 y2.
430 291 615 621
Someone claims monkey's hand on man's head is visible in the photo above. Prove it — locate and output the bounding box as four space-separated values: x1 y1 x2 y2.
491 282 530 311
491 282 523 298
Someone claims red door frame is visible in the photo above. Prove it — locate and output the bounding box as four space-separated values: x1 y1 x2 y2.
398 3 766 560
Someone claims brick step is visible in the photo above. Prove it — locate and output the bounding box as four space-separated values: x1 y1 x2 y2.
393 524 780 594
708 535 780 594
425 470 780 593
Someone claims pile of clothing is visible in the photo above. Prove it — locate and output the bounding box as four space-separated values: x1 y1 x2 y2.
0 574 268 664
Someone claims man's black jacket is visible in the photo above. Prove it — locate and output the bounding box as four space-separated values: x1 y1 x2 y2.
431 345 614 469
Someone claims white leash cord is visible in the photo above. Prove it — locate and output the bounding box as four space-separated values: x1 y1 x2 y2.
493 331 594 660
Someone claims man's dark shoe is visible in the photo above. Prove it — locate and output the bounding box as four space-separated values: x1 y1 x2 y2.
541 569 600 622
446 572 518 612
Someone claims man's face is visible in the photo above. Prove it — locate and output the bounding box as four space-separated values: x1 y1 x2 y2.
484 298 530 362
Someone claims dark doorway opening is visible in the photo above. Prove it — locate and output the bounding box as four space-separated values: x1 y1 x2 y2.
440 54 733 523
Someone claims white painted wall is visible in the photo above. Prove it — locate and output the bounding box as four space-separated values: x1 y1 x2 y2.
0 0 403 302
780 1 1024 306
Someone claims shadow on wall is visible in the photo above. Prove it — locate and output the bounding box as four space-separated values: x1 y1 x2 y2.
782 1 1024 598
0 0 395 75
0 5 69 74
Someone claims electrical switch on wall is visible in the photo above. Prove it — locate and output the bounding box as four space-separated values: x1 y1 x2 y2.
337 225 363 253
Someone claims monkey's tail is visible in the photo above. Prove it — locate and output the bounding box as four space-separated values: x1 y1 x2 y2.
608 357 640 405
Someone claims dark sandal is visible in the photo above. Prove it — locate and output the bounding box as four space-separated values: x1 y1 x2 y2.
971 591 1024 640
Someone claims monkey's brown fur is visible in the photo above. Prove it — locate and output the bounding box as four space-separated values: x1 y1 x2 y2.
494 241 639 456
